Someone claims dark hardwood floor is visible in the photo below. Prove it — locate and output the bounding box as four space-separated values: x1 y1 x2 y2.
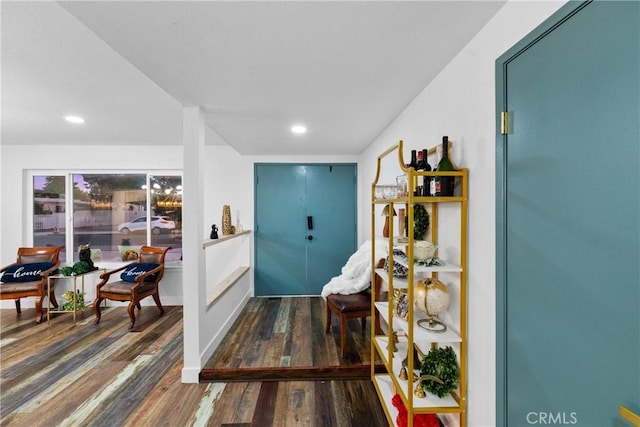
202 296 384 382
0 298 389 426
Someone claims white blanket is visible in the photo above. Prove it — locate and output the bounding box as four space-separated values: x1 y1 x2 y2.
321 239 388 299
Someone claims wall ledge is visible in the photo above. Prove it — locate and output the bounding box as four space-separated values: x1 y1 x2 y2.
206 266 250 310
202 230 251 249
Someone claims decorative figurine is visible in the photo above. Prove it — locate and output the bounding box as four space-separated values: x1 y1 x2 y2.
78 244 98 271
210 224 219 239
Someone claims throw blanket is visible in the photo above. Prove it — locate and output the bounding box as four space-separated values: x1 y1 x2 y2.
321 239 388 299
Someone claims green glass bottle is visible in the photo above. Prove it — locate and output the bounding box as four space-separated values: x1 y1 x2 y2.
434 136 455 196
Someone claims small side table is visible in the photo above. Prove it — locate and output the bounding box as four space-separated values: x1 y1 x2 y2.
47 268 106 324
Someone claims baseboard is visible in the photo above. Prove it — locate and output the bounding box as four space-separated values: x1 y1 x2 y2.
198 288 251 371
181 366 201 383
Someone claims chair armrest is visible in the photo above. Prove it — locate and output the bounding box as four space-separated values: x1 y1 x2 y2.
133 265 163 286
99 263 134 280
41 262 60 278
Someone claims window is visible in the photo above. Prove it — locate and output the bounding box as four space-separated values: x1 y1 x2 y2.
32 173 182 264
33 175 67 262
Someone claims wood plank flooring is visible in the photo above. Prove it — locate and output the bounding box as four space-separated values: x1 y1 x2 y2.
202 297 384 381
1 298 389 426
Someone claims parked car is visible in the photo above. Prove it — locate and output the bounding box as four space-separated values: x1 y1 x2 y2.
118 216 175 235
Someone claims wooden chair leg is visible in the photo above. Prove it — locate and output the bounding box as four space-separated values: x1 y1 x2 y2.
340 314 347 359
49 289 59 308
152 292 165 315
35 299 43 324
14 299 21 314
93 297 103 325
325 303 332 333
127 301 137 329
374 310 383 335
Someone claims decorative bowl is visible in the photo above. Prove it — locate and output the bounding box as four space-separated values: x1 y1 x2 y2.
414 241 437 261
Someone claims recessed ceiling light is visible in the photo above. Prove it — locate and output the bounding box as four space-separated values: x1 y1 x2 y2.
291 125 307 134
64 115 85 124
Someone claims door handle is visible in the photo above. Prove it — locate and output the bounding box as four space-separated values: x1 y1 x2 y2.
307 216 313 230
620 406 640 425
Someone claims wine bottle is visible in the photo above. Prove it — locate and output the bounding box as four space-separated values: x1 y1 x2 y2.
407 150 417 168
435 136 455 196
415 150 425 196
429 148 439 196
419 149 432 196
407 150 418 196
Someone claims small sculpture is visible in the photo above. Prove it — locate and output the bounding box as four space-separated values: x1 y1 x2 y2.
78 244 98 271
210 224 219 239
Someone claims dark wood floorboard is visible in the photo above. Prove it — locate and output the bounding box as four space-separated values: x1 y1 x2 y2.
1 298 388 426
201 297 384 382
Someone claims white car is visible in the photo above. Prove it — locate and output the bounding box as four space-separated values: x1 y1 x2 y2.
118 216 175 235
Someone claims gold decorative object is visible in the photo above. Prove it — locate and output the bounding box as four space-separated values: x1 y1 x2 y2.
414 277 450 332
399 367 408 380
414 382 426 398
392 289 410 320
386 331 399 352
414 375 444 398
221 205 232 235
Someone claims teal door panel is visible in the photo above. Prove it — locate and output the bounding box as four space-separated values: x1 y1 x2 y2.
255 164 357 296
306 164 357 295
497 2 639 426
255 165 307 295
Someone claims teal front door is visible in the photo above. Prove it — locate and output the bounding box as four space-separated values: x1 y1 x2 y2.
255 164 357 296
497 2 639 426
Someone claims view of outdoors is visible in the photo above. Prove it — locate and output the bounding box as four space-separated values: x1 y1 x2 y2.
33 174 182 263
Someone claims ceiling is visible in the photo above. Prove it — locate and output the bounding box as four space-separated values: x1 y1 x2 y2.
1 1 506 155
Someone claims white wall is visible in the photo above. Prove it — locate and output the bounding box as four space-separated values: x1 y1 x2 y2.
358 2 565 425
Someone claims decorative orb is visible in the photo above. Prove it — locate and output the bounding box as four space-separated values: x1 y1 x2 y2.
414 278 450 332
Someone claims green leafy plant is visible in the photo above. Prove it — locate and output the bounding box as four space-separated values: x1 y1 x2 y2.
62 290 85 311
60 261 90 276
72 261 90 274
419 345 459 398
404 204 430 240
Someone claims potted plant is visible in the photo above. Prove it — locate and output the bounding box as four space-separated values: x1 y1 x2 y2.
62 290 85 311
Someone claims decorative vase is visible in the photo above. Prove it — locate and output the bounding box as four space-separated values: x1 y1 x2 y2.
381 204 396 238
221 205 232 235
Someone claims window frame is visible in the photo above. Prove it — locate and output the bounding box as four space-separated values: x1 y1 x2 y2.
27 169 182 267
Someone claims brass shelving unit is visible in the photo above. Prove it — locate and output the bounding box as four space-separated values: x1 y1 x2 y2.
370 140 468 427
